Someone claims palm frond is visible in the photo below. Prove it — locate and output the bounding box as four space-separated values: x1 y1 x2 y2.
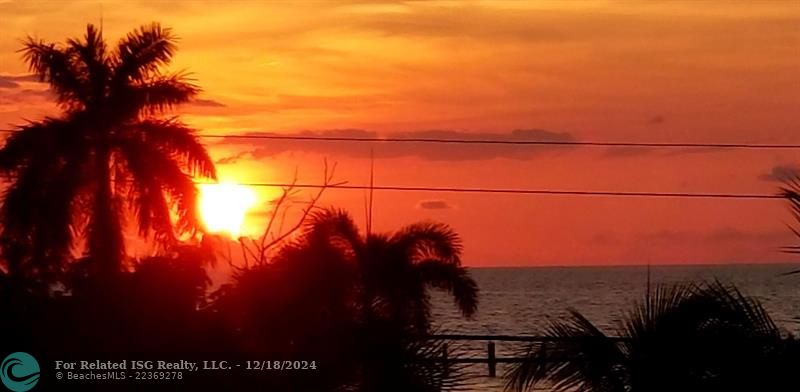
621 281 780 342
124 118 215 178
505 310 625 392
391 222 463 263
127 73 199 114
779 177 800 253
779 268 800 276
403 337 476 392
304 208 364 254
0 118 71 172
620 283 695 341
510 281 787 392
33 153 90 266
113 22 177 83
1 146 90 279
415 260 478 318
66 24 110 105
19 37 88 108
117 138 200 237
119 150 174 242
693 280 780 338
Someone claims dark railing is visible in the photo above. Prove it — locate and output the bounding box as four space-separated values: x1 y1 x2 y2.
419 334 630 377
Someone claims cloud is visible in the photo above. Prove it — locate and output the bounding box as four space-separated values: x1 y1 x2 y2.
264 94 391 111
416 200 453 210
215 151 249 165
604 145 733 159
648 115 665 125
0 74 36 89
0 74 50 106
190 98 226 107
639 227 791 244
760 164 800 182
0 88 53 108
0 79 18 88
705 227 788 243
347 5 569 42
216 128 577 161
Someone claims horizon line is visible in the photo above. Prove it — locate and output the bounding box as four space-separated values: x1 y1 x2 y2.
466 261 800 269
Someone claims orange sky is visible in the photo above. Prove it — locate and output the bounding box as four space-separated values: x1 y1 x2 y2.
1 0 799 266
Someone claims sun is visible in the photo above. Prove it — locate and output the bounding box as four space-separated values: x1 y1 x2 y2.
198 182 257 238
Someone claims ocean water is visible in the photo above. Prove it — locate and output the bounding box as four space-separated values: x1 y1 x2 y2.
429 264 800 391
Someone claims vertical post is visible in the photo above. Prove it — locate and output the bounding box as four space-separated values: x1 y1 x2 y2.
442 342 449 377
487 341 496 377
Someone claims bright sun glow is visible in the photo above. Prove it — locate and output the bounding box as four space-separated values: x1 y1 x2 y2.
198 182 257 238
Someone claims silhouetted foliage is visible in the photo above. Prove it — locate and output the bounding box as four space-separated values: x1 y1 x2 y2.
208 208 479 391
302 208 478 332
780 177 800 254
505 281 797 392
0 248 208 353
0 23 215 283
0 22 488 392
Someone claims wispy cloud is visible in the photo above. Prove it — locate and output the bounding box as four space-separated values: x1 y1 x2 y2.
639 227 791 244
0 74 35 89
190 98 226 108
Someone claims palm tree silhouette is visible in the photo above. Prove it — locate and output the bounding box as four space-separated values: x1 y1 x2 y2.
297 208 478 331
212 207 477 391
505 281 791 392
0 24 215 279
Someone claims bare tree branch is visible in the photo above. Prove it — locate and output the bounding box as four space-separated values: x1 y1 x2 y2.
228 160 341 268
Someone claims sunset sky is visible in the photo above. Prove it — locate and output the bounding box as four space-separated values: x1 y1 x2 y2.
1 0 799 266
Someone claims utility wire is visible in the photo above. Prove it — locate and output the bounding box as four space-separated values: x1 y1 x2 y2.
0 175 785 200
2 129 800 150
194 134 800 150
0 129 790 200
205 182 783 200
0 174 781 200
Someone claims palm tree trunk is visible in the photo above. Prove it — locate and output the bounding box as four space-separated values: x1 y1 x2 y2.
87 146 124 276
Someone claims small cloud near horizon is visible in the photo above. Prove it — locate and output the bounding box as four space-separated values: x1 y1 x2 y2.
416 200 454 210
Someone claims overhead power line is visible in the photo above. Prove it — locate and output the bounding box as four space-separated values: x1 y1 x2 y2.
213 182 783 200
0 175 784 200
0 175 781 200
197 134 800 150
3 129 800 150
